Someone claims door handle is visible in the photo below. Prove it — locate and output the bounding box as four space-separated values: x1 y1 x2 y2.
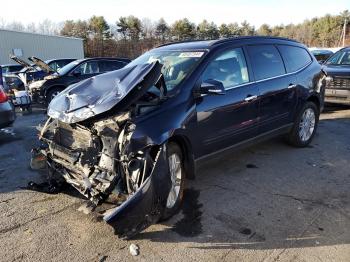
288 84 297 89
244 95 257 102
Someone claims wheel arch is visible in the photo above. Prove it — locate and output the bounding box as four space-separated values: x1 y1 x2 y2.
306 94 321 112
167 134 195 180
44 85 67 97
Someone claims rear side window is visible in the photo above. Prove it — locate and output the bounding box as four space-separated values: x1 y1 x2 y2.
278 45 311 73
99 61 126 72
247 45 285 81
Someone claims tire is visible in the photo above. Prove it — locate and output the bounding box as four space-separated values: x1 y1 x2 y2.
286 101 319 147
161 142 186 220
46 87 63 105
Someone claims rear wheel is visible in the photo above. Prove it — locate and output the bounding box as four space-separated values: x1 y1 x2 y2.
286 101 319 147
46 87 63 104
161 142 186 220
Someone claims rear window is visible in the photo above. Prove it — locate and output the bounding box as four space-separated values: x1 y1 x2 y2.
247 45 285 81
278 45 311 72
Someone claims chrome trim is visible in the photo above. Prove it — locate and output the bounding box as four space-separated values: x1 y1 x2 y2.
254 61 312 84
225 81 252 91
288 84 297 89
223 61 312 91
244 95 257 101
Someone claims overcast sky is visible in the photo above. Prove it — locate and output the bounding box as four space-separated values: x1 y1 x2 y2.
1 0 349 27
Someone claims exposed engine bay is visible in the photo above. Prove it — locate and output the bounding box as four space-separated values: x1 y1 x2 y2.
39 113 156 205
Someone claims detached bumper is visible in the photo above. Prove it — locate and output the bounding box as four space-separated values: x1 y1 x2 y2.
0 102 16 129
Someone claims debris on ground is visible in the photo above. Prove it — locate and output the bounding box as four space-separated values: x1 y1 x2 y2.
129 243 140 256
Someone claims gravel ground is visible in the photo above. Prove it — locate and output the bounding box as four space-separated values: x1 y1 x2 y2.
0 105 349 262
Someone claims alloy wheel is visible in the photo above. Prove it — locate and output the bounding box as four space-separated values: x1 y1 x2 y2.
298 108 316 142
166 152 182 209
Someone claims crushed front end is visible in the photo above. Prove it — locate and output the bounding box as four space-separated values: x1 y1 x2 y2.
32 61 172 238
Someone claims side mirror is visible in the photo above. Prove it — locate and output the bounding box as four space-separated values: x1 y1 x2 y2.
198 79 226 96
318 60 325 65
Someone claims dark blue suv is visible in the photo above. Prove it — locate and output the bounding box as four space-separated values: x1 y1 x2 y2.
35 37 325 237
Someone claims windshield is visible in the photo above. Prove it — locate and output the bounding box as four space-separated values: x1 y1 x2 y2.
58 60 81 75
325 49 350 65
126 50 206 90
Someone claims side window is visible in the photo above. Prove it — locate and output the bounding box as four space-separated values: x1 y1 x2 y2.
99 60 126 72
49 62 59 71
10 65 23 72
73 61 100 75
326 51 342 64
202 47 249 89
247 45 285 81
55 60 70 70
278 45 311 72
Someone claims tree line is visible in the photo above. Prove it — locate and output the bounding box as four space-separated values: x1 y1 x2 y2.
1 10 349 58
60 10 350 58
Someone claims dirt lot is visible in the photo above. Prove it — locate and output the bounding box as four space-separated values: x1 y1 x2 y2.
0 105 349 262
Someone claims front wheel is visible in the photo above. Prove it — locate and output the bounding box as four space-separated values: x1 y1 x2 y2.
161 142 186 220
46 87 63 105
286 101 319 147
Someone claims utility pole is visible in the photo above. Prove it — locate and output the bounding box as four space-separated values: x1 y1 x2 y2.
343 18 347 47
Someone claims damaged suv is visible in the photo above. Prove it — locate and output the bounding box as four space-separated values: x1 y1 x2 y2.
33 37 325 238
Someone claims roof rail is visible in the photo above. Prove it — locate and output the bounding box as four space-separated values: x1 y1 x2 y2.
156 39 213 48
210 36 299 46
156 36 299 48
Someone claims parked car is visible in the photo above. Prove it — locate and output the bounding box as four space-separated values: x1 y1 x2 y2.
322 46 350 105
311 49 334 63
33 36 325 238
0 70 16 129
9 56 76 87
28 57 131 104
1 64 24 75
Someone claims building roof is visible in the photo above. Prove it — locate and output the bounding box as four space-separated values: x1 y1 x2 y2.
0 28 83 41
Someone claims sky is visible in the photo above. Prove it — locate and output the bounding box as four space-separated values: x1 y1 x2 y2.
0 0 349 27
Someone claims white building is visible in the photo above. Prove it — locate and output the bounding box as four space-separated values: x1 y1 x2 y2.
0 29 84 65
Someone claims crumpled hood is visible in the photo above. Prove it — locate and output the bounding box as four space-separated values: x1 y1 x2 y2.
10 55 33 69
48 61 162 123
28 56 55 73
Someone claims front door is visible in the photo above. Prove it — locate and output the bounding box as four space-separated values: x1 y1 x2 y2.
71 60 101 83
192 47 260 158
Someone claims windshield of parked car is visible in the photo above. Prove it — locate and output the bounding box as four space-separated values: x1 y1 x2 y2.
126 50 206 90
325 49 350 65
58 60 81 75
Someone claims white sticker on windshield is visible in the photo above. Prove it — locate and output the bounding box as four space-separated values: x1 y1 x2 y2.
179 52 204 58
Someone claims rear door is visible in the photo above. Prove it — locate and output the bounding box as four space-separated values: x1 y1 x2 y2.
193 46 260 158
247 44 297 134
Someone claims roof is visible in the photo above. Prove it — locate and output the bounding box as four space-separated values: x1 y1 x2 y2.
339 46 350 51
75 57 131 63
0 28 83 41
157 36 300 50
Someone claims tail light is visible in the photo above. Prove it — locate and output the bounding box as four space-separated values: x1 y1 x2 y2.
0 70 8 103
0 87 8 103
